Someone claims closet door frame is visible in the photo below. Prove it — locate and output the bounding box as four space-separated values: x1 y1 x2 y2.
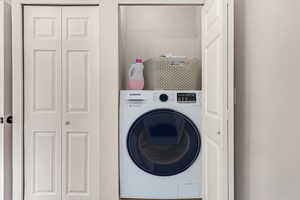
116 1 234 200
13 1 234 200
12 1 120 200
0 1 12 200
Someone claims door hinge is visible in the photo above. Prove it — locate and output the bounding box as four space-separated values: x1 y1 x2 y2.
234 87 237 105
227 108 233 121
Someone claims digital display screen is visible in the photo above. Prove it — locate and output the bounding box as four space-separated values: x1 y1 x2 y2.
177 93 197 103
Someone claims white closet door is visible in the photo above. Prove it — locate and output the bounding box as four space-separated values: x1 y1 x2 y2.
0 1 12 200
202 0 229 200
24 6 62 200
24 5 99 200
61 7 99 200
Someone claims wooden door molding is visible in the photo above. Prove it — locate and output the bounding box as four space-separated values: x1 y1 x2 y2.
0 1 12 200
12 1 234 200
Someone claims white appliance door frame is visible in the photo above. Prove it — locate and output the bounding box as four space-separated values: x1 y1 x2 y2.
201 0 234 200
0 1 12 200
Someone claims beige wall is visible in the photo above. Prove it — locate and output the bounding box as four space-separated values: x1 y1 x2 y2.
5 0 299 199
235 0 300 199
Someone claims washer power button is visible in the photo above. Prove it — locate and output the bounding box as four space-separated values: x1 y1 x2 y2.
159 94 169 102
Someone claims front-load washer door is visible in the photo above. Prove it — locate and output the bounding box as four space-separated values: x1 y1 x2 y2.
127 109 201 176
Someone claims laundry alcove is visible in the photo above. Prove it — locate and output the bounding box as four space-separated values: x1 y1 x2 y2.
119 5 202 90
11 1 234 200
118 2 234 200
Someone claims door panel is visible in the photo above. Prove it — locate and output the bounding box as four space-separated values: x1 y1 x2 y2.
33 132 57 193
33 50 57 112
24 6 62 200
65 50 89 112
202 0 228 199
66 132 88 193
205 139 220 200
61 7 99 200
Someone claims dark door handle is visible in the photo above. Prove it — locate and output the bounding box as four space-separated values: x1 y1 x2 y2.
0 117 4 124
6 116 12 124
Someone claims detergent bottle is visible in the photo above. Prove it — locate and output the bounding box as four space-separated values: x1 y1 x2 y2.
128 58 144 90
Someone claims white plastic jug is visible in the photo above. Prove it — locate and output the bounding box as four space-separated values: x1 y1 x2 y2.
128 59 144 90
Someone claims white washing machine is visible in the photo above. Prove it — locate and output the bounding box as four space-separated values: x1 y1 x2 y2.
119 90 202 199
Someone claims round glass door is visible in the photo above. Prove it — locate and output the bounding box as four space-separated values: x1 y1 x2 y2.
127 109 201 176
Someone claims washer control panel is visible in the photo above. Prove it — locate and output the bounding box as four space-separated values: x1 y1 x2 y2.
121 91 201 107
177 93 197 103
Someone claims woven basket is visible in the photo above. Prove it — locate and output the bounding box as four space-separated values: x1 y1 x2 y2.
143 57 201 90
